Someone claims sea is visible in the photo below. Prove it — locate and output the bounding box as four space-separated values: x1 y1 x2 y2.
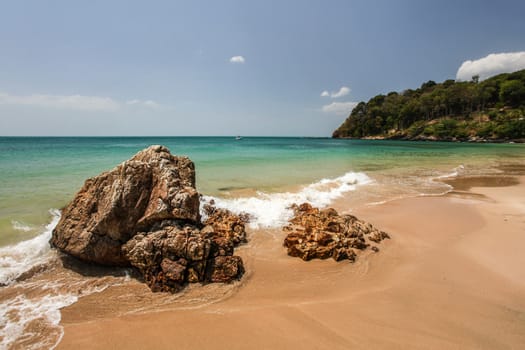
1 136 524 349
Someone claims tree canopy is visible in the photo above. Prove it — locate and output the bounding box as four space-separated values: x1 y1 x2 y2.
332 69 525 141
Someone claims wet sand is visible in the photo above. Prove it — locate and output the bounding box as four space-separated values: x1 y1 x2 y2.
58 176 525 349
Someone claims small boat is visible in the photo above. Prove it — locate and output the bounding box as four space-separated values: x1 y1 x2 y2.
235 136 243 140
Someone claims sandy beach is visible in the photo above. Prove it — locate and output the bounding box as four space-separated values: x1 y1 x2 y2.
2 1 525 348
55 174 525 349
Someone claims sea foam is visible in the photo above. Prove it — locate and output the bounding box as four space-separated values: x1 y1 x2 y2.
0 209 60 286
0 208 124 349
434 164 465 179
0 291 77 349
202 171 372 229
0 277 115 350
11 221 33 232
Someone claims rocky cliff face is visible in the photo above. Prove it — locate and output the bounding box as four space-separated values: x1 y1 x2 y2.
51 145 245 292
283 203 389 262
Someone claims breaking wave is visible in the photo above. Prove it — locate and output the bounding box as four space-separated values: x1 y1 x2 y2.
0 209 60 286
0 210 129 350
202 171 372 229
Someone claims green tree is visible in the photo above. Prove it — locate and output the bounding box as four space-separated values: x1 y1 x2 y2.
332 69 525 140
421 80 437 90
499 80 525 107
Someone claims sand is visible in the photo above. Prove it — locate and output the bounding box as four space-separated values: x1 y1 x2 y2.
57 176 525 349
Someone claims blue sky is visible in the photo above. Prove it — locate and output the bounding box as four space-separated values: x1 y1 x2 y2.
1 0 524 136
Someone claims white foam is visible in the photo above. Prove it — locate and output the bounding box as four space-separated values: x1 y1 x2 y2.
0 278 113 350
11 221 33 232
435 164 465 179
0 209 61 286
202 171 372 229
0 292 77 350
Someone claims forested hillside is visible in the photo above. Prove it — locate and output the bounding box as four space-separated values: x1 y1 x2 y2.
332 69 525 141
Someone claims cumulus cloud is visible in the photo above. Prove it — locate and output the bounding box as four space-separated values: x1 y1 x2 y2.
322 101 358 115
456 51 525 81
0 92 120 111
229 55 245 64
321 86 351 98
331 86 350 98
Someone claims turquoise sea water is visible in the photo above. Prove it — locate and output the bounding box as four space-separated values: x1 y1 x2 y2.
1 136 524 246
1 136 525 349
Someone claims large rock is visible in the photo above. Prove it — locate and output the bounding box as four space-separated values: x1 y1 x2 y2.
50 145 245 292
51 145 199 265
283 203 389 262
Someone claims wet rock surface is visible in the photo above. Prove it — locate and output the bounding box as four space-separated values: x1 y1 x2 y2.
283 203 389 262
51 145 245 292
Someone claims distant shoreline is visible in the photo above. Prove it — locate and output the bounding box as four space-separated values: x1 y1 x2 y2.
333 135 525 143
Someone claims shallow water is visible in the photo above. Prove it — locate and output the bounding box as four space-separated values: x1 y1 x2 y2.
1 137 524 349
2 137 524 245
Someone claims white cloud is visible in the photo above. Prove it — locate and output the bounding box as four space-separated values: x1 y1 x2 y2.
143 100 160 108
0 92 120 111
321 86 351 98
125 99 161 109
229 55 245 64
0 92 167 112
322 101 358 115
331 86 351 98
456 51 525 81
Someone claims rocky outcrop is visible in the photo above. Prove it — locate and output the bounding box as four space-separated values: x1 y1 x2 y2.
283 203 389 262
122 221 245 292
51 145 245 292
202 204 248 246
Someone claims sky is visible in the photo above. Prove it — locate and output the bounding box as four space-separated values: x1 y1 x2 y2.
1 0 524 137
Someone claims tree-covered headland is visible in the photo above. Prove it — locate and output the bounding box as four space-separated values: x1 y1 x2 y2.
332 69 525 141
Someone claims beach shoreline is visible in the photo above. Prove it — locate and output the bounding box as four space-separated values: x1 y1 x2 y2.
55 172 525 349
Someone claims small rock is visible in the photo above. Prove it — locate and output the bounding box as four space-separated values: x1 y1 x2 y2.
283 203 389 262
161 258 186 284
206 255 245 283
